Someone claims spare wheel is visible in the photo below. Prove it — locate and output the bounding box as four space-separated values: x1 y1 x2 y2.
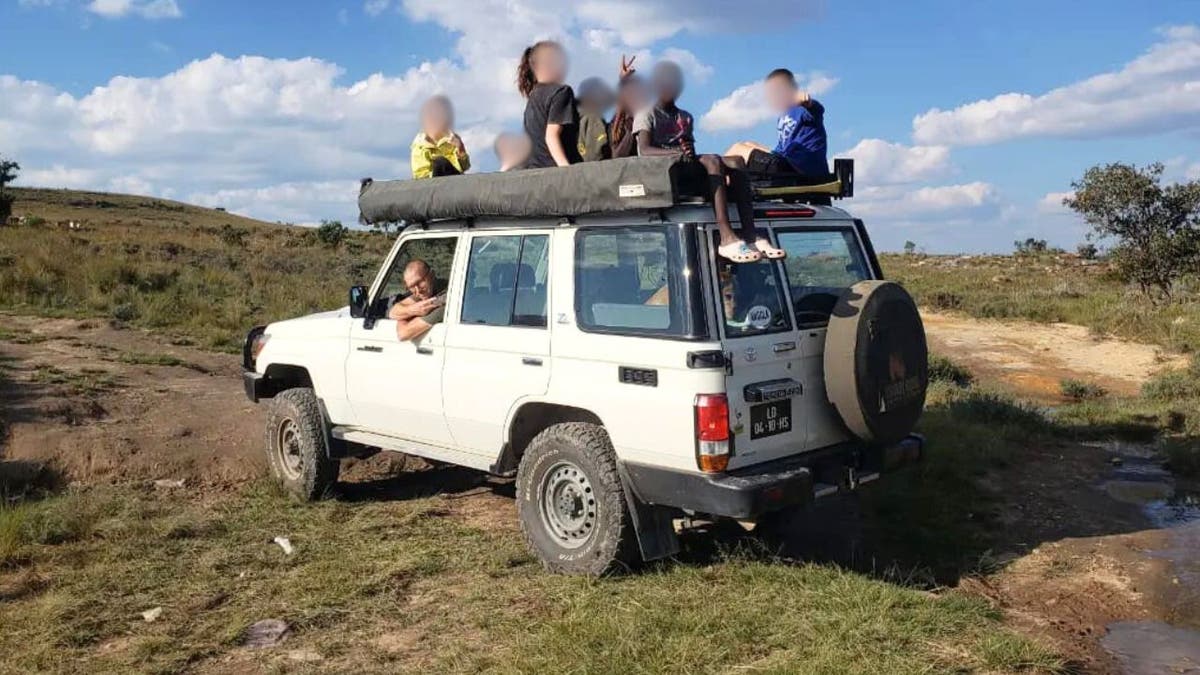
823 280 928 445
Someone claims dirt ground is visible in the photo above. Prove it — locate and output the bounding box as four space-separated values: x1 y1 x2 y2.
1 311 1197 673
923 311 1188 403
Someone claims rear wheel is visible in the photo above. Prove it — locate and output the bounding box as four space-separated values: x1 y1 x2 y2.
264 388 339 500
516 423 638 576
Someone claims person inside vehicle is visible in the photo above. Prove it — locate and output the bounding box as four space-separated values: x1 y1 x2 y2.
635 61 785 263
725 68 828 181
411 95 471 179
610 59 647 159
494 131 532 171
576 76 615 161
517 40 582 168
388 259 447 341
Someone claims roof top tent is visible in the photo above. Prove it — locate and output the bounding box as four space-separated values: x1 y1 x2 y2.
357 155 853 226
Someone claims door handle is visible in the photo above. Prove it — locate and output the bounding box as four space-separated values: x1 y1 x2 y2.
773 341 796 353
521 357 543 367
356 345 383 353
416 346 434 355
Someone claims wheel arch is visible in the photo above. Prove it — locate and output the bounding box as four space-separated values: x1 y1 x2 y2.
494 401 605 476
258 362 314 399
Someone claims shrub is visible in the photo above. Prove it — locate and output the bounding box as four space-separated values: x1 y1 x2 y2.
1060 378 1107 401
903 240 917 255
1013 238 1049 256
25 216 46 227
1066 163 1200 299
1142 354 1200 401
0 156 18 224
928 354 973 387
1076 242 1098 260
317 220 346 247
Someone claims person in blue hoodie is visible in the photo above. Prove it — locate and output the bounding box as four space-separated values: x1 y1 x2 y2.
726 68 828 179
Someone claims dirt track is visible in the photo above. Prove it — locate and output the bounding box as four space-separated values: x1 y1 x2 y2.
1 311 1197 672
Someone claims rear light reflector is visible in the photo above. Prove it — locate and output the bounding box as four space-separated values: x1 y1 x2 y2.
695 394 730 473
762 208 816 218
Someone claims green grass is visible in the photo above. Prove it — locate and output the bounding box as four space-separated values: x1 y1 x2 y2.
0 188 392 352
30 364 119 396
0 483 1062 674
885 253 1200 353
1060 378 1108 402
113 351 208 373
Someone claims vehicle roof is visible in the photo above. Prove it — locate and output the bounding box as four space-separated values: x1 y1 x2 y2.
403 202 858 234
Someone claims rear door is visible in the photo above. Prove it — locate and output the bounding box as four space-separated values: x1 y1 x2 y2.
774 223 875 450
441 231 551 456
705 229 808 470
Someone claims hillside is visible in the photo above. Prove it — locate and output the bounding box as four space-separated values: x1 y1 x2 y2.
0 187 391 351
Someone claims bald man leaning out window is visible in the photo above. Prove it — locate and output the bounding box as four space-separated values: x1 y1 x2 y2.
387 260 447 341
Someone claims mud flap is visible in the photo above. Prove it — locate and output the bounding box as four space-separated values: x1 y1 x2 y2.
617 462 680 562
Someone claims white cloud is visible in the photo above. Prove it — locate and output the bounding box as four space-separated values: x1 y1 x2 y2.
1188 163 1200 181
853 182 998 220
837 139 951 186
1037 191 1074 214
913 24 1200 145
363 0 390 17
87 0 182 20
699 73 838 132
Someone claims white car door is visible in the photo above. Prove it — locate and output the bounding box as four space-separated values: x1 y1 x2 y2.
344 233 462 448
442 231 551 456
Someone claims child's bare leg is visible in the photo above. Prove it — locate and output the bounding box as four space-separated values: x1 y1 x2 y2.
699 154 739 246
724 141 769 163
726 167 757 241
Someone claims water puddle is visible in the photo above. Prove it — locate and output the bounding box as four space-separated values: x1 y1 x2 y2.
1095 442 1200 673
1102 621 1200 674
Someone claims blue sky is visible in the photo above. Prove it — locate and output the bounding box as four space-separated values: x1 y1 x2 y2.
1 0 1198 252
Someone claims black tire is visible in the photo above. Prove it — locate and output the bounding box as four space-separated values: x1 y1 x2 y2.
516 423 638 576
263 388 339 501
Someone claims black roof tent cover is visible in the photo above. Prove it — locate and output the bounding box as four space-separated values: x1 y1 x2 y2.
357 156 853 224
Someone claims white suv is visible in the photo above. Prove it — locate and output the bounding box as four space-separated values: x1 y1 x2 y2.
243 197 928 575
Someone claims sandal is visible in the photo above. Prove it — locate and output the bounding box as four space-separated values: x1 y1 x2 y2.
754 238 787 259
718 240 762 263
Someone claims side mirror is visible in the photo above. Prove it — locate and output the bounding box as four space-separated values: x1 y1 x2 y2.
349 285 368 319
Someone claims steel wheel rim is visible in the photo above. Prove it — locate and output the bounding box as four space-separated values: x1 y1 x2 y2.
276 418 303 480
539 461 597 549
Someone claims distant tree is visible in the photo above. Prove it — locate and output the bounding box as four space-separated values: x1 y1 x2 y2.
1013 238 1049 256
317 219 347 247
369 220 403 236
903 240 917 255
1066 163 1200 299
0 155 19 223
1076 242 1098 260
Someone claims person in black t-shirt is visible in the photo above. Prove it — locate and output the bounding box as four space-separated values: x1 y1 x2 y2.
516 41 582 168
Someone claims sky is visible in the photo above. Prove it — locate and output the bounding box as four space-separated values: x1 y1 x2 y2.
1 0 1198 252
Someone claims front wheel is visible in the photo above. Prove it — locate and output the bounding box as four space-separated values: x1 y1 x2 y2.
263 388 339 500
516 423 638 576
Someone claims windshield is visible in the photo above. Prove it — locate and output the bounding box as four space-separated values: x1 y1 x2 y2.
776 228 872 326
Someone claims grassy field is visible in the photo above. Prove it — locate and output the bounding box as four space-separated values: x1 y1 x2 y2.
0 188 391 351
884 252 1200 353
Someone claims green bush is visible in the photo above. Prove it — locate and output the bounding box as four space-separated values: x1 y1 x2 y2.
928 354 973 387
1060 378 1107 402
317 219 346 247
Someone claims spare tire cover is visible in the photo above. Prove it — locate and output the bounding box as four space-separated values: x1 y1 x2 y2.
823 280 928 445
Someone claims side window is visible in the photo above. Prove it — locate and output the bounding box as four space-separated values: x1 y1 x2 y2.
776 229 871 326
461 234 549 328
712 233 792 337
576 227 678 334
376 236 459 312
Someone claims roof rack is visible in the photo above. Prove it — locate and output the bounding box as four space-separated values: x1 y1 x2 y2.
358 156 853 224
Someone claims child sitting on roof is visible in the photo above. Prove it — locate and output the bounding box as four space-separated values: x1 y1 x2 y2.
726 68 828 179
610 56 647 159
410 95 471 179
493 132 532 172
517 41 582 168
634 61 785 263
576 77 615 161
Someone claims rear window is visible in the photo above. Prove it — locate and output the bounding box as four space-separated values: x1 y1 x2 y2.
713 246 793 338
575 226 705 339
776 228 871 326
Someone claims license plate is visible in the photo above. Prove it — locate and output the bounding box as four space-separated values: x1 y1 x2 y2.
750 399 793 439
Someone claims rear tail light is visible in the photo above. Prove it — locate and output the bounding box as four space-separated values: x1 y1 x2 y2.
695 394 730 473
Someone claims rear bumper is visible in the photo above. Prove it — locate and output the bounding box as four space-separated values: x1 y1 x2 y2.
621 434 923 520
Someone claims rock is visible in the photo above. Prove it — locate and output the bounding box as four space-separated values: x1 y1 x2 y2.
1173 317 1187 325
244 619 291 649
153 479 185 490
273 537 294 555
141 607 163 622
991 275 1012 283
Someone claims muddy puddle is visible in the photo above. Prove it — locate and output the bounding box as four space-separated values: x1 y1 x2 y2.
1094 442 1200 674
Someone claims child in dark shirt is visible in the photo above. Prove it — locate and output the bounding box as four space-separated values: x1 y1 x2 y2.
517 41 582 168
576 77 615 162
635 61 784 262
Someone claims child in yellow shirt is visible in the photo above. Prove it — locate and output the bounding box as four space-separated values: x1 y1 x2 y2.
411 95 470 179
